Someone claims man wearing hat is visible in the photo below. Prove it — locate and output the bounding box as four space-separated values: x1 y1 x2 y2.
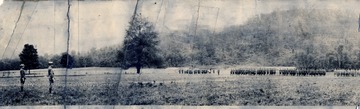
19 64 26 91
47 61 54 93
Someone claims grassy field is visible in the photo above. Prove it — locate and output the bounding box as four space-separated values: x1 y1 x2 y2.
1 67 360 106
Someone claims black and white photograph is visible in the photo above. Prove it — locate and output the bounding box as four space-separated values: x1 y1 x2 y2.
1 0 360 109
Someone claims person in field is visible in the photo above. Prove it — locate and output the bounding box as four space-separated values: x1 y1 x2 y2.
48 61 55 93
20 64 26 91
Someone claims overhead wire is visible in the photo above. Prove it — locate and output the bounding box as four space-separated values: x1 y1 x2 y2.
11 1 39 59
194 0 200 36
160 0 168 33
154 0 163 27
2 0 26 59
213 8 219 35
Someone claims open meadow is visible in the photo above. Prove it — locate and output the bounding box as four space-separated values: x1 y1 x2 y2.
1 67 360 106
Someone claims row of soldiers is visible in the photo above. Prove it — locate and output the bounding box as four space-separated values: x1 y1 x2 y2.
20 61 55 93
179 69 220 75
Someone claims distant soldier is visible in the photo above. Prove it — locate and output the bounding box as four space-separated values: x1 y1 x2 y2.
48 61 55 93
20 64 26 91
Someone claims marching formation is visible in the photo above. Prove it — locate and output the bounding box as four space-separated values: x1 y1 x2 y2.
179 69 220 75
334 70 360 77
229 68 327 76
230 69 276 75
279 69 326 76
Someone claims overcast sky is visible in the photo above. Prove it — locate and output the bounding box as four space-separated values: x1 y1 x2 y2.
1 0 360 59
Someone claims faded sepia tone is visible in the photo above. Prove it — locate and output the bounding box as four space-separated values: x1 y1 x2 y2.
1 0 360 108
2 0 360 57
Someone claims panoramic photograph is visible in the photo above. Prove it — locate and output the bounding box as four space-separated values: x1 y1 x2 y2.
1 0 360 108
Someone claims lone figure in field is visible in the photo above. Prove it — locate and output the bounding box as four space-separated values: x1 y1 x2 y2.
48 61 55 93
20 64 26 91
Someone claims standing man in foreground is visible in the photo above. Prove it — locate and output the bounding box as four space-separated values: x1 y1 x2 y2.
48 61 55 93
20 64 26 91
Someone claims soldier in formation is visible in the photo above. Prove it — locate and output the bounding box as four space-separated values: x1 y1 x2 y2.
48 61 55 93
20 64 26 91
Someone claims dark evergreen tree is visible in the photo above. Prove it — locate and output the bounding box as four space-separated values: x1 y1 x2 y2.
60 52 74 69
19 44 39 74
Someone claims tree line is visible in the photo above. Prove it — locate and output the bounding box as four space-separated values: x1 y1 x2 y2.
1 9 360 71
0 14 163 74
0 45 122 71
159 9 360 70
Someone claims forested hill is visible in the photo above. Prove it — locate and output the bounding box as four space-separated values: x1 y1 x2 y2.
160 9 360 69
2 9 360 70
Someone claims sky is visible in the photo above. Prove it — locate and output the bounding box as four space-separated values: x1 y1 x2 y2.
1 0 360 59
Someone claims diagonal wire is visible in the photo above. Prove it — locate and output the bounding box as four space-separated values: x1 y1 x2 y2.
212 8 219 35
2 0 25 59
154 0 163 27
11 1 39 59
194 0 201 36
160 0 168 33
